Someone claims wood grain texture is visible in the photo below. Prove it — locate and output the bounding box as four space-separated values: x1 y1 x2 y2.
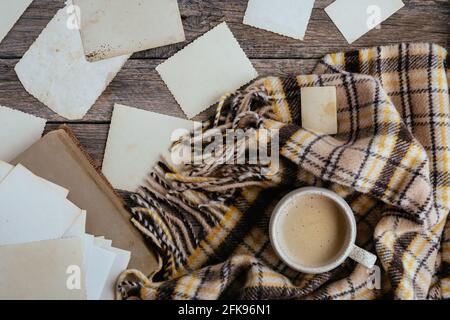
1 0 448 166
0 0 448 59
0 58 318 121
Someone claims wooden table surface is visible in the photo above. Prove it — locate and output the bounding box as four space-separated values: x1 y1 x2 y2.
0 0 448 168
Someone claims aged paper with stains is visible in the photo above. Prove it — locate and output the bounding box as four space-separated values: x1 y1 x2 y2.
73 0 185 61
301 87 338 135
0 164 82 246
15 6 130 120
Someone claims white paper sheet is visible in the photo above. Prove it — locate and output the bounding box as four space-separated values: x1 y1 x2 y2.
15 6 130 120
63 212 87 238
325 0 404 44
0 161 69 197
102 104 196 192
84 235 116 300
87 235 130 300
243 0 315 40
0 0 33 44
0 161 13 183
73 0 185 61
0 165 82 246
100 246 131 300
0 105 46 162
0 237 86 300
156 22 258 119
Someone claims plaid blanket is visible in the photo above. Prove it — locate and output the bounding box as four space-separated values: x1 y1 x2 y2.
117 43 450 300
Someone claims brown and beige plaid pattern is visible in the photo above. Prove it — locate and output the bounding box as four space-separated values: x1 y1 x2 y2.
117 43 450 300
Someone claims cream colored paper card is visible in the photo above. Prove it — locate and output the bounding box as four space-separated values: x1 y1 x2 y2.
0 161 69 197
243 0 315 40
100 246 131 300
0 237 86 300
0 164 82 246
156 22 258 119
84 235 116 300
63 211 87 238
94 237 112 248
73 0 185 61
0 161 13 183
15 6 130 120
301 87 337 135
0 0 33 44
102 104 196 192
325 0 404 44
0 106 46 162
90 236 130 300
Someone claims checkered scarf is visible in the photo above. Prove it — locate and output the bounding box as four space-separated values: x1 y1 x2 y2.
117 43 450 300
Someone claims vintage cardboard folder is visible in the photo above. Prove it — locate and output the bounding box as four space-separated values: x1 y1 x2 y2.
13 126 158 274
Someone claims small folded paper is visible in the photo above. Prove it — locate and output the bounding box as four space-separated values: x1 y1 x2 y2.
157 22 258 119
325 0 404 44
13 127 158 274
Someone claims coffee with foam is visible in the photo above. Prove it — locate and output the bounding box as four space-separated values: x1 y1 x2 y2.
275 194 350 268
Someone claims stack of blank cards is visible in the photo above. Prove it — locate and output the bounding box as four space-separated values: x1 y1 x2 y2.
0 161 131 300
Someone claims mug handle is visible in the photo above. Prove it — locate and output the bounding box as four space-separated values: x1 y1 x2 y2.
349 245 377 269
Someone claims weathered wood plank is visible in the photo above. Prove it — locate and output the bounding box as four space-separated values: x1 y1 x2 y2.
3 0 449 165
0 0 447 59
0 58 318 122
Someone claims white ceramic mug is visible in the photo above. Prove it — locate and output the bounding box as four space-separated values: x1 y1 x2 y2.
269 187 377 274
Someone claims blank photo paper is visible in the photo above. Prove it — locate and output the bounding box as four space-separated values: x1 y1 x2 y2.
157 23 258 119
15 6 130 120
